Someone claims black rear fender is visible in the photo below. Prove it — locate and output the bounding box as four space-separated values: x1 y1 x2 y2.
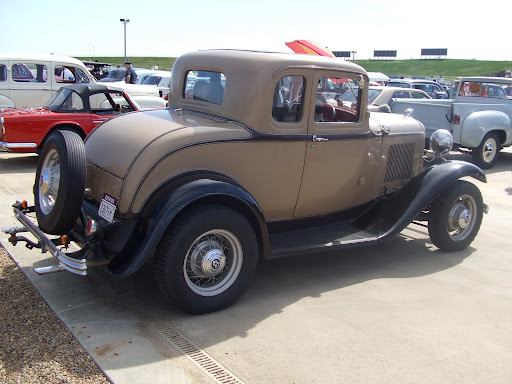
109 179 268 277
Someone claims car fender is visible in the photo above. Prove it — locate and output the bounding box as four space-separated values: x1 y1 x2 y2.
460 110 510 147
356 160 486 240
110 179 269 277
0 94 15 108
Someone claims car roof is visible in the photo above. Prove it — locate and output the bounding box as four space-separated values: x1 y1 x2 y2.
59 83 125 97
0 54 86 67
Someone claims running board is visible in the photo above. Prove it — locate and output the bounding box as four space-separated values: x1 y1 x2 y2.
269 221 379 258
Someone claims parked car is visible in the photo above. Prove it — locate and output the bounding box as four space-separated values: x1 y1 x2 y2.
100 68 167 85
392 76 512 168
99 68 126 82
0 54 94 108
338 86 431 112
142 72 172 98
388 79 448 99
4 50 487 315
0 83 164 153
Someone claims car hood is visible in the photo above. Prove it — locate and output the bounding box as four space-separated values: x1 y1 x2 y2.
84 108 250 179
369 110 426 136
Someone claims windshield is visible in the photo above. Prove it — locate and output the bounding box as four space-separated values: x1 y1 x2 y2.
143 76 162 85
104 69 126 80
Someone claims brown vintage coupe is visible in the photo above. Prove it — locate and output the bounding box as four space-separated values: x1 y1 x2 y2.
4 50 487 314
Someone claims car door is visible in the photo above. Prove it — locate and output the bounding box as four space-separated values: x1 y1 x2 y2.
293 70 383 218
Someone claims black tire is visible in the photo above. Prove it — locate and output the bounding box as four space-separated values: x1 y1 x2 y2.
428 180 483 252
154 204 259 315
35 130 86 235
472 132 500 169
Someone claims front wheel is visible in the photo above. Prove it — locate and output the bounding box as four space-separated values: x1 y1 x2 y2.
472 132 500 169
428 180 483 252
154 205 259 314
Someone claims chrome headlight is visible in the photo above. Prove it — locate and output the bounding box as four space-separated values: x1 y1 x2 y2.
430 129 453 156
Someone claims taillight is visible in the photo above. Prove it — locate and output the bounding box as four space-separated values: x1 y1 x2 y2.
85 219 97 236
453 114 460 125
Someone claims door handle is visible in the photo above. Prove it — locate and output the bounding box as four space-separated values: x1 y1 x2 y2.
313 134 328 142
311 134 328 147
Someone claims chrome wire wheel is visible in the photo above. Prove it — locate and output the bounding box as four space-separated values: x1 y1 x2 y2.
428 180 483 252
446 194 478 242
183 229 243 297
38 148 61 215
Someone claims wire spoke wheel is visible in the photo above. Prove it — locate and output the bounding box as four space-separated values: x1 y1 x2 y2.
34 130 86 235
155 204 258 314
445 194 478 242
428 180 483 252
184 229 243 296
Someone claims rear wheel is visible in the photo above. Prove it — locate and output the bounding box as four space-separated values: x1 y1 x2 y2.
35 130 86 235
472 132 500 169
154 204 258 314
428 180 483 252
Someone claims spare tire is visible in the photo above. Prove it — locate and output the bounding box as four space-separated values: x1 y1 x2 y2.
35 130 86 235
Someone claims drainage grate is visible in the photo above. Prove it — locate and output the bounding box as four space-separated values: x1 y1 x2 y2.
151 321 245 384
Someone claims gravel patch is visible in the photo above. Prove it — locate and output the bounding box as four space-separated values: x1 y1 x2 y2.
0 246 111 384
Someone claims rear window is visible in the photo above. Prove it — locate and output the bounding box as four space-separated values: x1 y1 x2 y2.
184 70 225 105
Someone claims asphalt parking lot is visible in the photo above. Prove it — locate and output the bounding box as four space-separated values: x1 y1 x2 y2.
1 150 512 384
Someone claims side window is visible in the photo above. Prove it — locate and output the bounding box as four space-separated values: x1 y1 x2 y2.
75 68 90 83
392 91 409 98
412 92 429 99
184 70 225 104
0 65 6 82
59 90 84 111
12 63 47 83
90 93 112 111
54 66 90 84
272 75 304 123
316 76 360 123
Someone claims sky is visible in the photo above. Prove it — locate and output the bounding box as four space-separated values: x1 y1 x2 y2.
1 0 510 61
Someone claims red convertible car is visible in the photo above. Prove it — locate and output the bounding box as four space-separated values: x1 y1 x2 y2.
0 83 143 153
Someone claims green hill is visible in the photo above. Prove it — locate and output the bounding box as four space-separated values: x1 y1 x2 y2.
77 57 511 80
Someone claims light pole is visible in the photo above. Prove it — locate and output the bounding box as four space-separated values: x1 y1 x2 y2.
351 51 357 61
120 18 130 63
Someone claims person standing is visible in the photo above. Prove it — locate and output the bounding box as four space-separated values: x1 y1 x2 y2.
124 62 137 84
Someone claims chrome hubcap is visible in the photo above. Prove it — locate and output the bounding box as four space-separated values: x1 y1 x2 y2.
38 149 60 215
448 203 471 230
446 194 477 241
189 239 226 278
483 138 497 162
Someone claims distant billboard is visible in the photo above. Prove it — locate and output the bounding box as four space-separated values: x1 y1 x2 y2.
333 51 351 58
421 48 448 56
374 50 397 59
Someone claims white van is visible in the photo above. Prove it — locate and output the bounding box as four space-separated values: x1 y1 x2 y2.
0 54 95 108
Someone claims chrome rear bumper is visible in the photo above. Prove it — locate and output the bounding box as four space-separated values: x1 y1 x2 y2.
2 207 87 275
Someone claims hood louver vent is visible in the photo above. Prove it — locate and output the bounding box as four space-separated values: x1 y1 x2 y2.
384 142 415 182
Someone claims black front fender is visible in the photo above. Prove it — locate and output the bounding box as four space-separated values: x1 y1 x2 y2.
109 179 268 277
355 160 486 239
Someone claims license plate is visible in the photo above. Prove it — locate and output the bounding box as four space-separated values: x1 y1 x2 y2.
98 194 117 223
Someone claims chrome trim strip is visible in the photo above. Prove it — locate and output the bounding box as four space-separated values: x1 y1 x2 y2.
12 208 87 275
0 141 37 149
